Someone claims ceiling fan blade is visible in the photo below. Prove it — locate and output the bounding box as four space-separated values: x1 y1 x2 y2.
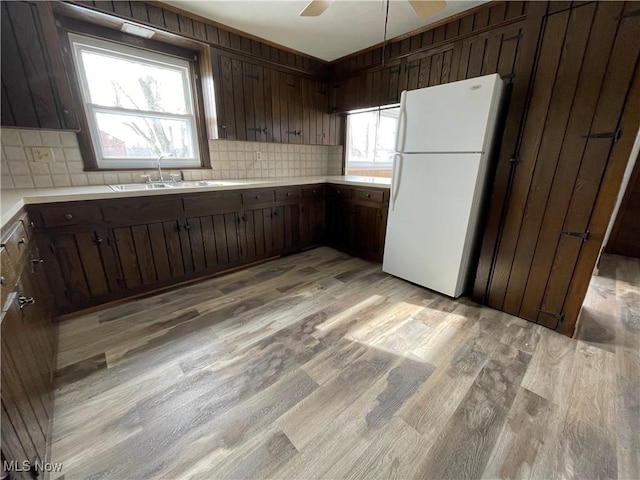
300 0 334 17
409 0 447 19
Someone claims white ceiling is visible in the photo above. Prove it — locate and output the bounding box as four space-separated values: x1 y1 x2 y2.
161 0 488 62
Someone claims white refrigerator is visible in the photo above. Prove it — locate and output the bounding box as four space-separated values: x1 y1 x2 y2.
383 73 505 298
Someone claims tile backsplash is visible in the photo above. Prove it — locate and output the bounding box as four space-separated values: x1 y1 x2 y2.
0 127 343 190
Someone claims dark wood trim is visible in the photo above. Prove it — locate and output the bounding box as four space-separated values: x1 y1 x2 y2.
144 0 329 65
605 156 640 257
332 4 524 66
55 11 211 171
55 13 198 59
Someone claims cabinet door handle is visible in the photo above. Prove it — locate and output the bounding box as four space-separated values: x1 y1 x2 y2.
31 259 44 265
17 238 26 245
18 295 36 309
0 276 5 285
366 193 371 198
286 192 291 197
63 213 73 220
184 223 191 231
255 194 261 200
273 210 279 217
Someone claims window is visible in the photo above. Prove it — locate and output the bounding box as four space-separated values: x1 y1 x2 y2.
346 106 400 170
69 33 200 169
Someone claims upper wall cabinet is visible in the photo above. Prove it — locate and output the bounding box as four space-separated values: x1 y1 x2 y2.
1 1 77 129
213 50 342 145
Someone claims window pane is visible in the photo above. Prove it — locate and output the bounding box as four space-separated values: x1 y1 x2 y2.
95 111 194 159
80 50 189 114
347 107 399 165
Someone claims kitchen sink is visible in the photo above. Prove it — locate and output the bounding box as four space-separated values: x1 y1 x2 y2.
110 181 224 192
110 183 176 191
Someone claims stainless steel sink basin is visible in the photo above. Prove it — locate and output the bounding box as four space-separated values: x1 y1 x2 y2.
110 183 176 191
110 181 224 192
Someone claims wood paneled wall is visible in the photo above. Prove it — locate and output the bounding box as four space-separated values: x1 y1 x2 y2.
72 0 328 76
0 1 69 129
476 1 640 334
606 158 640 258
328 1 528 112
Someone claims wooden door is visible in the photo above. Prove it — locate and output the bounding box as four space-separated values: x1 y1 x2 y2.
271 204 300 254
481 2 640 330
300 200 326 247
239 207 272 261
185 213 241 272
354 205 385 261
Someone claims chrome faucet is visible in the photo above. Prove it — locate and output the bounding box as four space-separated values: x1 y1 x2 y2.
157 153 174 182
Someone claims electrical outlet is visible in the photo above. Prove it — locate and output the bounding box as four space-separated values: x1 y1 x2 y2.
31 147 55 162
255 151 262 161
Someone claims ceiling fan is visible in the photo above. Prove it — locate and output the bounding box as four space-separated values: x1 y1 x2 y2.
300 0 447 19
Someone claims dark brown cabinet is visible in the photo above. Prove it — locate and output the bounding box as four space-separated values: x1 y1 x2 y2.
213 50 340 145
325 185 389 262
300 186 326 247
1 213 56 472
27 183 389 313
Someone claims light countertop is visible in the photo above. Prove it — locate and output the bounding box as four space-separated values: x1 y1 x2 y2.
1 175 390 228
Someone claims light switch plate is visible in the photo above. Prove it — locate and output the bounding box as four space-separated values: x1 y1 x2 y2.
31 147 55 162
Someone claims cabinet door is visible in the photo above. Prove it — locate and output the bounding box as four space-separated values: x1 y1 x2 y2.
112 221 188 289
185 213 242 273
300 200 326 247
326 199 355 251
239 208 272 261
354 205 384 261
271 204 300 254
1 298 49 465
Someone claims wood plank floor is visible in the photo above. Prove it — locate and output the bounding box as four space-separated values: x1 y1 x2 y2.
50 247 639 480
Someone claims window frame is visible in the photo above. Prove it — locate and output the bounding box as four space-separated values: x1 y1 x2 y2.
68 33 201 169
345 105 400 170
56 14 211 171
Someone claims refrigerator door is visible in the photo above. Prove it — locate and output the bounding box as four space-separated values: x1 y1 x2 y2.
396 74 502 154
384 152 487 297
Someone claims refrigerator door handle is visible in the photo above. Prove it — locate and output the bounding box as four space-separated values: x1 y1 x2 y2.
395 91 407 153
390 153 403 211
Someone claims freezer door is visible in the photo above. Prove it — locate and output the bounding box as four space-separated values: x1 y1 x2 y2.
384 153 487 297
396 74 503 154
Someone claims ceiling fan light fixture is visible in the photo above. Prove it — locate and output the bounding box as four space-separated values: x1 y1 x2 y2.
408 0 447 19
300 0 334 17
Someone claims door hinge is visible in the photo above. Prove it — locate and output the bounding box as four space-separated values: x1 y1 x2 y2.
561 230 589 241
582 128 621 142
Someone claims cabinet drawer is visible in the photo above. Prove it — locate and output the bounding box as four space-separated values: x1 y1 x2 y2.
1 221 29 265
37 203 103 228
275 187 302 201
302 186 326 199
355 188 385 204
102 197 182 224
183 191 242 215
242 190 276 206
327 186 353 199
1 246 16 310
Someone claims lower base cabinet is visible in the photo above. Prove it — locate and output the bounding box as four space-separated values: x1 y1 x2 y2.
1 213 56 475
27 183 389 314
